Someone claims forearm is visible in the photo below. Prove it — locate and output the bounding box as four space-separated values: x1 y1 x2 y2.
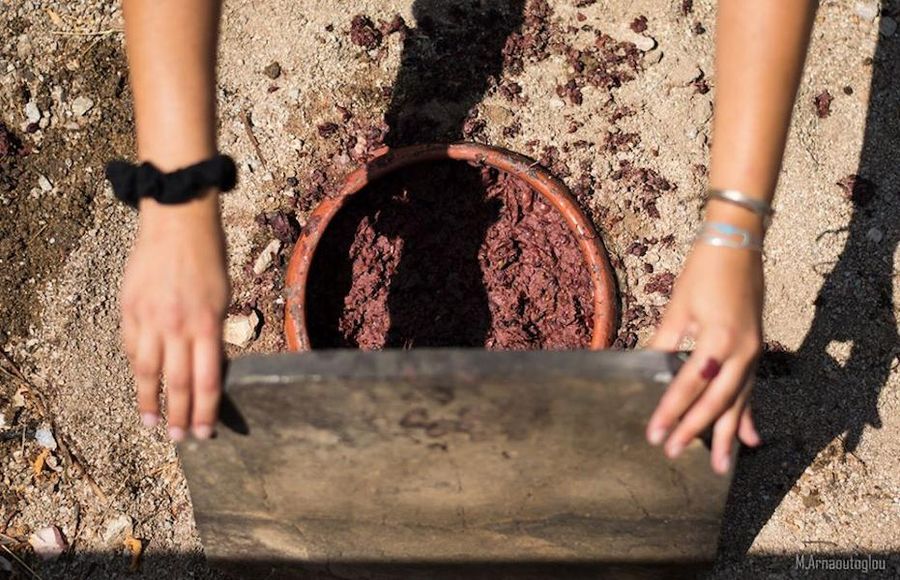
123 0 222 216
120 2 228 441
706 0 817 231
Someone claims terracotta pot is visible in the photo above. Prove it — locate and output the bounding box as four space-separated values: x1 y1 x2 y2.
283 143 617 351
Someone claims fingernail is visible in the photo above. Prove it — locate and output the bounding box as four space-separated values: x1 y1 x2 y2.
141 413 159 428
666 441 683 458
700 358 721 381
193 425 214 440
648 426 667 446
168 426 186 442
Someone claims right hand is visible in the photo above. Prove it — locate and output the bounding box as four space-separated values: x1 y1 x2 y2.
120 191 230 441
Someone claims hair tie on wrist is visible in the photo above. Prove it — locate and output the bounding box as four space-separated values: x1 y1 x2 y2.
105 154 237 209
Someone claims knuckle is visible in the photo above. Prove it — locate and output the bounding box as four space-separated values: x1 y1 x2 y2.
195 378 221 397
166 374 190 392
652 405 676 423
161 305 187 334
713 397 736 418
700 390 733 416
137 300 157 321
667 376 699 401
133 360 158 380
193 309 222 337
136 393 158 410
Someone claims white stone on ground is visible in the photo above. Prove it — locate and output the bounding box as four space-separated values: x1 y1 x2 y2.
71 95 95 117
24 101 40 124
854 1 880 21
253 239 282 275
35 425 57 450
101 513 133 546
28 526 67 559
223 310 261 348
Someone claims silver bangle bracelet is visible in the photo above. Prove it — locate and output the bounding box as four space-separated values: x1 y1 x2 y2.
707 188 774 229
695 222 764 252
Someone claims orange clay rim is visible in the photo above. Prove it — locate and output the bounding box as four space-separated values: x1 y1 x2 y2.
283 142 617 351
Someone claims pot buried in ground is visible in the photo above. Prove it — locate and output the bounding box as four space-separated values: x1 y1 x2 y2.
283 143 617 351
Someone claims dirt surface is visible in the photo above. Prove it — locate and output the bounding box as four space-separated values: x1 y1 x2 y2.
0 0 898 578
0 36 132 340
307 161 594 350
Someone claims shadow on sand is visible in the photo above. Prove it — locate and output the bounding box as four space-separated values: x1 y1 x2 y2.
718 4 900 574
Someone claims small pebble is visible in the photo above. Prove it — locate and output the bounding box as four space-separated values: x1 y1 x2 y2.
866 227 883 243
38 175 53 192
28 526 67 559
630 16 648 33
803 491 823 509
101 514 133 546
854 1 879 21
814 90 833 119
71 95 94 116
670 61 703 86
879 16 897 37
45 454 62 472
253 239 282 275
35 426 57 450
24 101 40 124
223 310 261 348
628 32 657 52
263 61 282 79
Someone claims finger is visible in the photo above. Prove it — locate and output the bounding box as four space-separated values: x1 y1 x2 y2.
191 336 223 439
648 302 688 351
133 331 163 428
738 405 761 447
647 329 731 445
664 359 750 459
709 396 746 475
163 337 193 441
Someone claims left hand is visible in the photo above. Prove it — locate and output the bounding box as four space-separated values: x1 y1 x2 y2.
647 225 764 474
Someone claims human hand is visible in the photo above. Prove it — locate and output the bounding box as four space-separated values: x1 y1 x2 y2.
120 192 229 441
647 209 764 474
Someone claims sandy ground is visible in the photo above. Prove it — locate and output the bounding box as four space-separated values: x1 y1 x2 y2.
0 0 898 578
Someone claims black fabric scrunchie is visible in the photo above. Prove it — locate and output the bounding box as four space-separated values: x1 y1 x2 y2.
105 154 237 209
